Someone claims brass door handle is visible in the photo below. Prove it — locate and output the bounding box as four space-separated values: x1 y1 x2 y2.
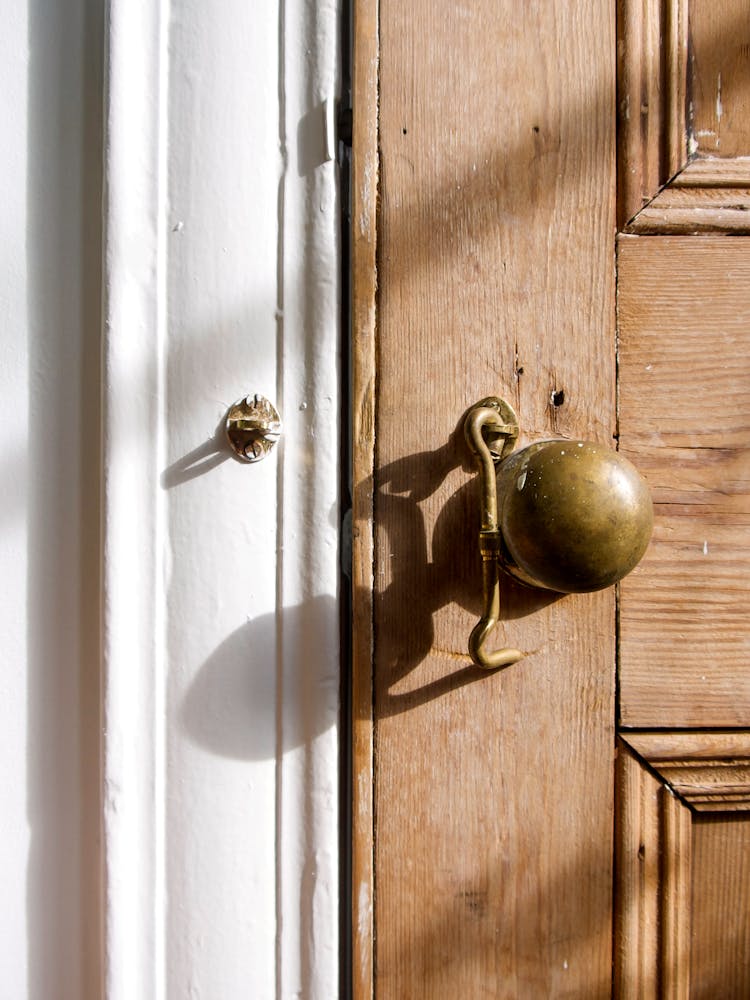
464 397 653 669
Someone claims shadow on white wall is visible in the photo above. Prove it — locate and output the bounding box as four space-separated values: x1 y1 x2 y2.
181 594 338 759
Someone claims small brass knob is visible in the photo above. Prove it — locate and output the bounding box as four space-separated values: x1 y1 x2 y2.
496 440 653 593
225 394 282 463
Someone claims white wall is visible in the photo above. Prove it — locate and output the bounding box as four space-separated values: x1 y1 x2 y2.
1 0 103 996
2 0 340 996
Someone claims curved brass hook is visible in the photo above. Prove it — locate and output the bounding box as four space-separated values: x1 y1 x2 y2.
464 400 523 670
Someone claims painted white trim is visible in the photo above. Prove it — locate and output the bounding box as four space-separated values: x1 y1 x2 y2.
102 1 340 996
102 0 168 995
278 1 341 993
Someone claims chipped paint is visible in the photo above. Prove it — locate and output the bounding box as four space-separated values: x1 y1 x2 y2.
358 881 373 980
716 73 723 123
359 159 375 239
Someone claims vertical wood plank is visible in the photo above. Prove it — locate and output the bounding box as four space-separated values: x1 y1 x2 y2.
660 790 692 999
665 0 689 178
373 1 616 994
616 0 688 227
691 815 750 996
614 743 661 998
615 742 693 998
688 0 750 158
618 237 750 728
351 2 379 996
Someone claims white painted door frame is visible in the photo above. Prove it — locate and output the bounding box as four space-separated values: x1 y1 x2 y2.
103 1 341 996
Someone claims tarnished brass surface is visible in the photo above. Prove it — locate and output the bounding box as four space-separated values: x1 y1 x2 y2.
464 399 523 669
464 396 519 532
463 397 654 668
496 440 653 593
225 394 282 463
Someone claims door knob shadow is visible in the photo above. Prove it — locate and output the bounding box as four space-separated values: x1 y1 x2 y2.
369 416 559 719
181 594 337 760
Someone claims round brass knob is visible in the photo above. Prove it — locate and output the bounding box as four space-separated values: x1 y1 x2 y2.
495 440 653 593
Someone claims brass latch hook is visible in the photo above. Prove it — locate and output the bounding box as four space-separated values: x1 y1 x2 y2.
464 398 524 670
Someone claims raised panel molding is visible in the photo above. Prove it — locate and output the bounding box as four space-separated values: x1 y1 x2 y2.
624 157 750 233
618 0 750 233
617 0 689 227
615 741 692 996
616 737 750 996
623 732 750 812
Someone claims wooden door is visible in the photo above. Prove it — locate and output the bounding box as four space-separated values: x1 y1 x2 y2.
350 0 750 996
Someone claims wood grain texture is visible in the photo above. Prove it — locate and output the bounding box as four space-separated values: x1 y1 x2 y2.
616 742 750 997
691 815 750 997
350 2 378 996
670 156 750 187
625 184 750 233
661 786 692 999
688 0 750 158
618 0 750 229
618 236 750 727
373 1 616 995
626 157 750 234
624 731 750 811
617 0 688 227
614 743 661 997
614 741 693 998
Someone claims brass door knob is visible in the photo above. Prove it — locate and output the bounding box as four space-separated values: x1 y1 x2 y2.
464 397 653 669
497 439 653 593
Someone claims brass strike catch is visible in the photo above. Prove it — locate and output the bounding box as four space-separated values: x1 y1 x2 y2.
226 394 282 463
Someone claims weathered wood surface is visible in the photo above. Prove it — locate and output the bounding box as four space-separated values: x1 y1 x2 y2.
355 2 750 995
618 236 750 728
691 814 750 996
624 731 750 812
614 744 662 998
350 1 379 995
617 0 750 227
688 0 750 159
615 742 692 998
626 183 750 233
372 1 616 994
616 0 688 226
616 739 750 997
670 157 750 186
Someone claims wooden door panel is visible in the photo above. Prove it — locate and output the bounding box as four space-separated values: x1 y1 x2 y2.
618 237 750 727
616 738 750 995
356 0 750 995
691 815 750 995
615 742 692 997
617 0 750 228
614 10 750 991
373 1 617 994
688 0 750 159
